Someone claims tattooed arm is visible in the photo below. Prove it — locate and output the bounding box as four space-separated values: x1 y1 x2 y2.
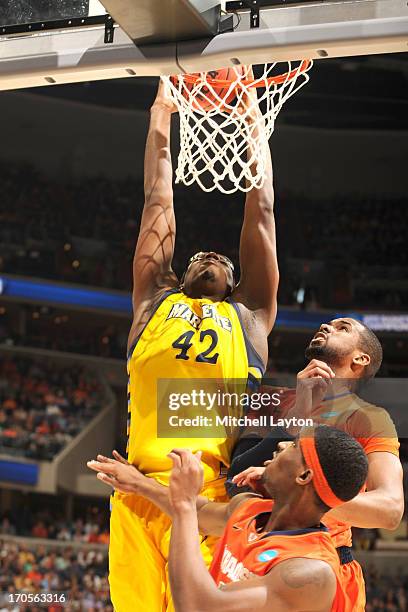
218 558 336 612
170 537 336 612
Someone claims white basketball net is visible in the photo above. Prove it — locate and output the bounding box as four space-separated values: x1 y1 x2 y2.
162 62 312 194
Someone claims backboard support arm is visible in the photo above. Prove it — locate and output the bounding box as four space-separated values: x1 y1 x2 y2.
0 0 406 91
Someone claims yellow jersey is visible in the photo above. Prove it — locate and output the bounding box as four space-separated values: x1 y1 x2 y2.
126 289 264 485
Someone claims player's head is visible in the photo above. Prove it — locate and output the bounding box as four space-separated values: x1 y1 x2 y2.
180 252 236 300
305 318 382 378
261 425 368 514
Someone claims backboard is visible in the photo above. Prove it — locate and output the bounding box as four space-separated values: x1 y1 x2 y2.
0 0 407 91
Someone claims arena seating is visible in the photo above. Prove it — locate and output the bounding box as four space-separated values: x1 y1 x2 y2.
0 160 406 310
1 499 407 610
1 504 109 544
0 355 102 460
0 537 111 610
0 532 406 610
365 565 408 611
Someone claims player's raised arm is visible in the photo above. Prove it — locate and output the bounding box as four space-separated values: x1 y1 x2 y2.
129 80 179 346
325 450 404 530
232 94 278 334
87 450 256 536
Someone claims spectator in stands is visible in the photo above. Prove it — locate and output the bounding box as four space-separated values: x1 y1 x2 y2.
0 355 102 461
0 517 16 536
31 521 48 539
364 563 408 611
1 504 110 546
0 539 112 610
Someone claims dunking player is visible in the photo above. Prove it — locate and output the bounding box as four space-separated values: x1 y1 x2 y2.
88 425 369 611
108 80 278 610
230 317 404 610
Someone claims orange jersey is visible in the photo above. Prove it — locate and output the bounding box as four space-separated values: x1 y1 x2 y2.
210 498 349 611
263 388 400 548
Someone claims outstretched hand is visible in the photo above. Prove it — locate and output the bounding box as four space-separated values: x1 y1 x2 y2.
87 450 146 495
232 465 266 490
167 449 204 512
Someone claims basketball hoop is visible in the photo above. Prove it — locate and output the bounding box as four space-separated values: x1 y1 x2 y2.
162 61 312 194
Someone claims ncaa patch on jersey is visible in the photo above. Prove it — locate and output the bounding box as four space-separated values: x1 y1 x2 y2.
258 550 278 562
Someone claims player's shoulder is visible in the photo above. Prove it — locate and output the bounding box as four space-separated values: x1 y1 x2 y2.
345 393 398 452
275 557 335 587
266 557 336 610
350 392 385 411
128 287 181 352
347 393 396 426
224 297 268 367
227 492 266 519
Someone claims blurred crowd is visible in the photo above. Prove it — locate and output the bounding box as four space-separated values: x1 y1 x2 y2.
0 539 111 611
365 565 408 611
0 536 406 610
0 161 407 310
288 197 408 267
0 472 406 610
0 356 102 460
0 505 109 545
282 196 408 310
0 319 127 361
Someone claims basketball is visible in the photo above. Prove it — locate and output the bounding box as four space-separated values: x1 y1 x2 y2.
171 66 246 112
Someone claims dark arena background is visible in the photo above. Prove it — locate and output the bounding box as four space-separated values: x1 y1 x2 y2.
0 1 408 610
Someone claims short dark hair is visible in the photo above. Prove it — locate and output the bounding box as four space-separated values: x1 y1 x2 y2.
313 425 368 512
356 322 383 378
